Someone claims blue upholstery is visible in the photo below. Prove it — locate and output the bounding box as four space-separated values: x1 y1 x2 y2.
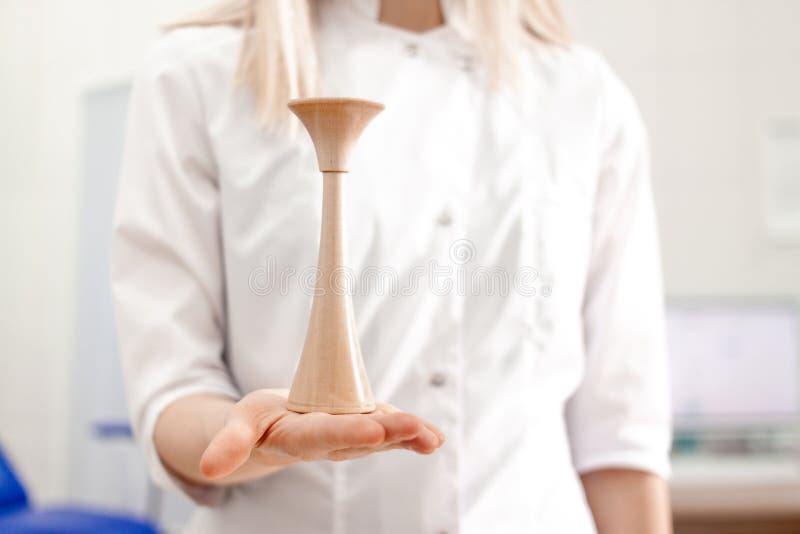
0 446 157 533
0 447 28 514
0 508 157 533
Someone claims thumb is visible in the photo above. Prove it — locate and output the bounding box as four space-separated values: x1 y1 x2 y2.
198 390 287 479
199 418 257 480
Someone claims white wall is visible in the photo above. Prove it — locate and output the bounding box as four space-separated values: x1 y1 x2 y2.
0 0 204 503
562 0 800 297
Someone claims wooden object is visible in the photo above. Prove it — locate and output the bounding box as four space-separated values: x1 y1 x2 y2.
286 97 384 414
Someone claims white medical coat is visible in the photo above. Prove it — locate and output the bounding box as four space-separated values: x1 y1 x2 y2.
111 1 672 532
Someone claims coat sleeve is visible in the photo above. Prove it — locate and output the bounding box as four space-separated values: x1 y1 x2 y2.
111 35 240 504
565 58 672 478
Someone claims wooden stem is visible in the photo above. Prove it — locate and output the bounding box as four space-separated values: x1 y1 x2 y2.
286 98 383 414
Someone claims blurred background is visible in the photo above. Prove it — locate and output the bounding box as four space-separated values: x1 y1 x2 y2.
1 1 798 533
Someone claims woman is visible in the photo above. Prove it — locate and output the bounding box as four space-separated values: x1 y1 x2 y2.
111 0 672 532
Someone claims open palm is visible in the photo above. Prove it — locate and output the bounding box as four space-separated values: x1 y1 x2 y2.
199 389 445 479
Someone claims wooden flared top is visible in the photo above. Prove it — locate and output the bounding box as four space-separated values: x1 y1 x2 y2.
288 97 384 172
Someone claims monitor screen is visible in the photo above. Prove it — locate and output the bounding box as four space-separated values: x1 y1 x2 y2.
667 300 800 428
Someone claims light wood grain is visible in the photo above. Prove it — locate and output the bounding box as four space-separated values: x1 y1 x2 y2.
288 97 384 172
286 98 383 414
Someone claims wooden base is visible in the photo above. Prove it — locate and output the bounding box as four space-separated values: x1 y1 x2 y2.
285 399 376 415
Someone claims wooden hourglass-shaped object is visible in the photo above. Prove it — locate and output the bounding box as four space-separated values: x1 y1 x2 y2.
286 97 384 414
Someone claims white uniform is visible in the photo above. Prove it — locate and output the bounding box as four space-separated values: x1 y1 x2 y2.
111 1 671 532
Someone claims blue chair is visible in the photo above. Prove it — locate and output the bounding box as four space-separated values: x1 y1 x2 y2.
0 446 157 533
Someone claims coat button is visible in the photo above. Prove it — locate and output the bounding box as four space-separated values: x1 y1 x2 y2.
404 42 419 57
436 209 453 226
429 373 447 387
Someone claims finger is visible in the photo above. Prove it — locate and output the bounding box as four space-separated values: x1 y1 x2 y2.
200 419 258 479
366 412 424 442
200 396 284 479
373 402 400 413
326 435 439 462
326 438 416 461
270 413 386 460
316 414 386 449
422 421 445 445
375 405 445 445
326 446 378 462
401 426 440 454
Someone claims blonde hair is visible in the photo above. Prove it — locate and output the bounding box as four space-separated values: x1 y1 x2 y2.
168 0 570 125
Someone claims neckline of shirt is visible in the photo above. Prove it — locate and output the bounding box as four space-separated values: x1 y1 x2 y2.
328 0 471 52
348 0 451 36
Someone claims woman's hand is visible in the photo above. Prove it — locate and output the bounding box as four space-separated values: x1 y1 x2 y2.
199 389 445 480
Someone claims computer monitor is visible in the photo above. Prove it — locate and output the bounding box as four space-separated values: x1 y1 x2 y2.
666 299 800 430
